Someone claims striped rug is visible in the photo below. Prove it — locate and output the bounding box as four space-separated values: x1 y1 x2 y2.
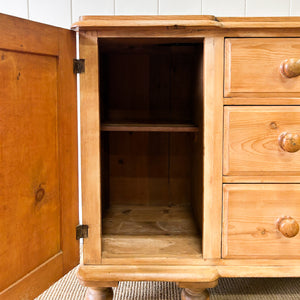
36 266 300 300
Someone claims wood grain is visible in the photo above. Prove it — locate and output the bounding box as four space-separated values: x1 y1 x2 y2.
102 205 202 260
102 205 198 235
223 175 300 183
78 263 300 287
225 38 300 97
102 235 202 259
101 123 199 132
224 106 300 176
80 28 300 39
77 265 219 284
72 15 220 30
76 14 300 288
202 37 223 259
0 14 78 299
99 41 200 124
72 16 300 31
191 42 203 238
101 257 300 267
0 49 60 291
224 97 300 105
0 253 63 300
222 184 300 259
218 17 300 29
57 29 79 273
217 265 300 277
0 13 58 55
107 132 194 207
80 31 102 264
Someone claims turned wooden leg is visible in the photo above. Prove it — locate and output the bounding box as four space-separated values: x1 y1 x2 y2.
181 288 209 300
179 280 218 300
85 287 113 300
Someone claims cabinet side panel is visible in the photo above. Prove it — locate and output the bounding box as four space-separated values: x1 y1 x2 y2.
80 32 102 264
202 36 224 259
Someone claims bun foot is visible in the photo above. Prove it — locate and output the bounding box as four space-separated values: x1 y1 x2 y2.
85 287 113 300
179 280 218 300
181 288 209 300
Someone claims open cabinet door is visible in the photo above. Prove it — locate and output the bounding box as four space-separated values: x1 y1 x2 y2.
0 13 78 299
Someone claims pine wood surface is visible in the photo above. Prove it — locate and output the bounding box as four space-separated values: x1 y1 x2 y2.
75 14 300 292
219 17 300 28
77 265 219 286
72 16 300 30
224 106 300 176
0 13 58 55
222 184 300 259
99 41 200 124
102 205 198 235
72 15 220 30
80 31 102 265
101 123 199 132
0 49 60 291
37 268 300 300
104 132 194 207
82 28 300 39
202 37 223 259
57 27 79 275
102 236 202 259
225 38 300 97
0 253 63 300
102 205 202 260
224 97 300 105
0 13 78 299
223 176 300 183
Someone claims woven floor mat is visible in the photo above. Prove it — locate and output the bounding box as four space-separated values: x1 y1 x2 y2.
36 266 300 300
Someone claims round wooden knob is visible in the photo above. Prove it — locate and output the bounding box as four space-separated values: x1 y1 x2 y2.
280 58 300 78
278 132 300 153
277 217 299 238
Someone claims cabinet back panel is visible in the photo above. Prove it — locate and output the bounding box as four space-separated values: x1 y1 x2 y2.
99 40 202 123
104 132 193 206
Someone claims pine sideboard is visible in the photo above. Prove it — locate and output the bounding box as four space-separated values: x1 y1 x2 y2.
73 16 300 300
1 13 300 300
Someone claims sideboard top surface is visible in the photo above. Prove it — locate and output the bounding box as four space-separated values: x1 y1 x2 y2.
72 15 300 30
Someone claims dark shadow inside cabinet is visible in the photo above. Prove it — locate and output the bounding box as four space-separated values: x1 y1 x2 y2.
99 38 204 261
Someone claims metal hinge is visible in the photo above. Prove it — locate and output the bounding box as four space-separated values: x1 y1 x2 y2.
76 224 89 240
73 59 85 74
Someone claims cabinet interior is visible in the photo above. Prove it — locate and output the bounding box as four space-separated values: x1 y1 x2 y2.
99 38 204 260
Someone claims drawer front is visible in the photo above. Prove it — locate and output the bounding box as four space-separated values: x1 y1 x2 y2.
224 106 300 176
225 38 300 97
222 184 300 258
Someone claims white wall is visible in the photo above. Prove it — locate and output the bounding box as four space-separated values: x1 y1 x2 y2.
0 0 299 29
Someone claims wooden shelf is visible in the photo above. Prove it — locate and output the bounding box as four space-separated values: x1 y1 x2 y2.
102 205 202 261
101 123 199 132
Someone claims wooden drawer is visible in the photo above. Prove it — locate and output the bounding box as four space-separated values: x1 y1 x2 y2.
222 184 300 258
224 106 300 176
225 38 300 97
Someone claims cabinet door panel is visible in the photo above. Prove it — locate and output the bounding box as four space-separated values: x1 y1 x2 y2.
0 13 78 299
0 49 60 291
